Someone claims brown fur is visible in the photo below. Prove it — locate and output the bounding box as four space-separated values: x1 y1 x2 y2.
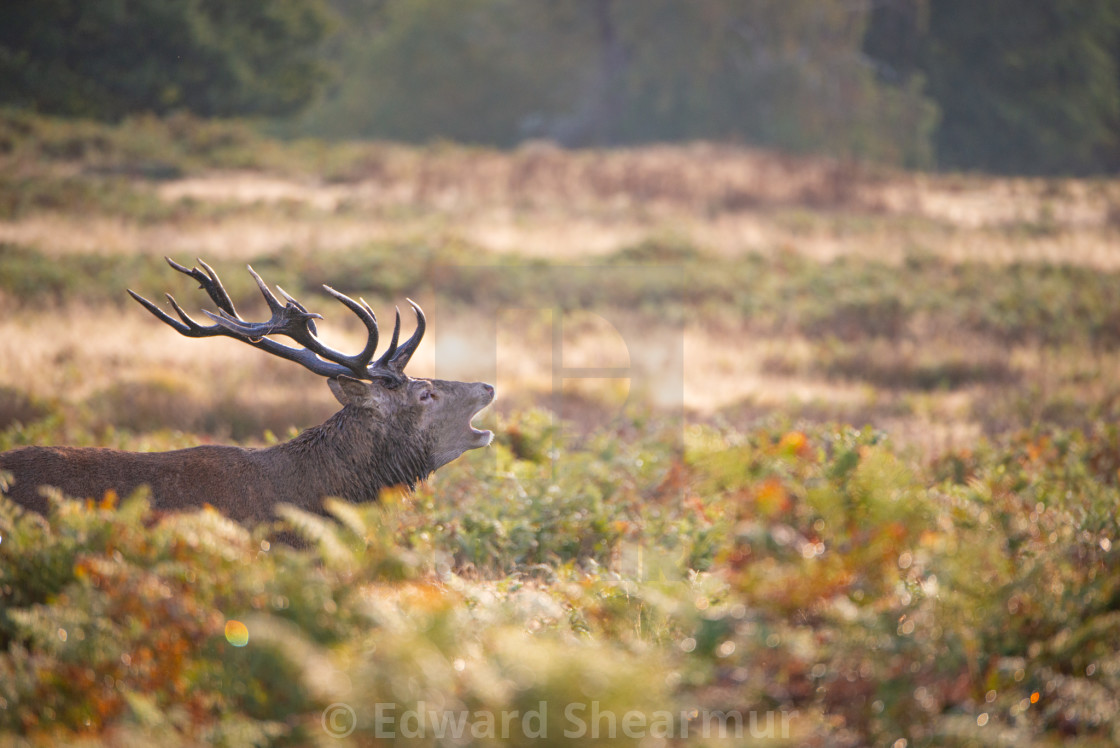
0 376 494 522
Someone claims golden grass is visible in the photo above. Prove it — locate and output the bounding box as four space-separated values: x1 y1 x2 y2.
7 209 1120 270
4 142 1120 450
5 292 1119 454
141 143 1120 238
5 142 1120 268
0 301 1040 450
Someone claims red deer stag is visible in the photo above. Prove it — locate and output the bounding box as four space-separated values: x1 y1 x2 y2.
0 258 494 521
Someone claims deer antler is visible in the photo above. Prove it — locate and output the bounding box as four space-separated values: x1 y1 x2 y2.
128 257 425 381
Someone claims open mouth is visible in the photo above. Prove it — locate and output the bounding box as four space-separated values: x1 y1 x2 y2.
469 389 495 444
470 423 494 445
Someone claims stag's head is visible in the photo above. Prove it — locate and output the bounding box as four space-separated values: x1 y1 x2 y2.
327 375 494 470
130 258 495 476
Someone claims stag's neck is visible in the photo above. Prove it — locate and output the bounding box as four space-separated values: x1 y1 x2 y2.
260 407 433 512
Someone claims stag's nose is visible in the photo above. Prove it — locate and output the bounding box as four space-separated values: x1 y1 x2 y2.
481 383 495 398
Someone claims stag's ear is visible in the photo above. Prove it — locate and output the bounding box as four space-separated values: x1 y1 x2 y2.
328 376 376 407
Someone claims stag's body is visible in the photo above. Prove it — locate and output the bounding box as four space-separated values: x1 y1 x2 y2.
2 444 277 520
2 406 432 521
0 259 494 520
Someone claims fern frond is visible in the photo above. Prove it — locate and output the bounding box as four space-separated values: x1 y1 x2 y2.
275 503 355 568
323 497 372 543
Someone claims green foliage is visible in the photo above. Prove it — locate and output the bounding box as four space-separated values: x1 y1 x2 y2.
0 432 677 745
0 173 171 222
4 110 1120 746
5 0 1116 174
8 237 1120 352
84 375 334 443
0 243 167 303
296 0 585 146
4 416 1120 745
926 0 1120 174
865 0 1120 175
612 0 936 165
0 109 340 180
0 0 333 120
408 410 686 572
308 0 1120 173
288 0 936 166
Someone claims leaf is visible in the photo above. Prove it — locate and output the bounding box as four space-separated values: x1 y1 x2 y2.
275 503 355 568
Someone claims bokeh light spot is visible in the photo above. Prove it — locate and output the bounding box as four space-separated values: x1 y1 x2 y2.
225 619 249 647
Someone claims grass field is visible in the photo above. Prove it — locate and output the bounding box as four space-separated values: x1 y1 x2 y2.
3 112 1120 745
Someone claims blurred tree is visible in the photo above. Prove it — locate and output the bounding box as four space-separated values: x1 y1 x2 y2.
291 0 937 166
863 0 927 84
611 0 935 165
527 0 628 147
291 0 591 144
865 0 1120 174
0 0 333 119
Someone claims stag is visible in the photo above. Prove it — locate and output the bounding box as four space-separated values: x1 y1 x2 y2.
0 259 494 521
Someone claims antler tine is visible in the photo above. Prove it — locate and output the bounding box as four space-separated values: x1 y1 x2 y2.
386 299 426 371
246 265 286 315
129 258 425 382
277 285 318 337
374 307 403 368
164 256 238 317
322 286 381 370
127 282 225 339
219 265 383 376
202 309 272 339
165 293 221 335
244 264 328 341
127 289 193 335
129 259 348 379
205 275 377 377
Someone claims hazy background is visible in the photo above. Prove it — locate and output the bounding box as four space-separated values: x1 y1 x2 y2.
3 0 1120 449
4 0 1119 175
7 3 1120 746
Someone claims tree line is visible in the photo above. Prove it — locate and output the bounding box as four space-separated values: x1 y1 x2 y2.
1 0 1117 175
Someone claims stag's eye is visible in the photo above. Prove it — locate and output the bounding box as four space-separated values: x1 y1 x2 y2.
419 389 436 403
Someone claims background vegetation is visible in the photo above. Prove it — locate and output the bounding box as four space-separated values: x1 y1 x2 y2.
3 2 1120 745
1 110 1120 746
5 0 1120 173
0 0 332 119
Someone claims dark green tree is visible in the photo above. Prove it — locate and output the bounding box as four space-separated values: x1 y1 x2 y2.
865 0 1120 174
927 0 1120 174
292 0 936 166
610 0 935 164
291 0 592 145
0 0 334 120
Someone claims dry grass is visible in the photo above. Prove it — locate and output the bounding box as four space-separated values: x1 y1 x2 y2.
7 208 1120 271
5 142 1120 266
5 300 1093 453
3 140 1120 451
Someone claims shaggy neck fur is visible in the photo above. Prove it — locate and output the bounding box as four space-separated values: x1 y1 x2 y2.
263 405 433 511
